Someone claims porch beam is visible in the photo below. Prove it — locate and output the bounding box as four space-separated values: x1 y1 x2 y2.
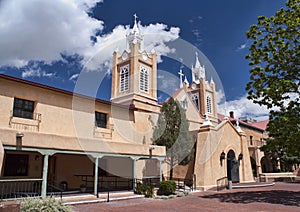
3 145 165 160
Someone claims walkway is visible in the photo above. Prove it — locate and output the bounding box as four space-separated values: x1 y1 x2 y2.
72 182 300 212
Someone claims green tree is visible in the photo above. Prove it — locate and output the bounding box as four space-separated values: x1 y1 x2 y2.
245 0 300 158
152 97 193 179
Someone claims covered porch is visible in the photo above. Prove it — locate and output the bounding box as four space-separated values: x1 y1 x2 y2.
0 146 164 199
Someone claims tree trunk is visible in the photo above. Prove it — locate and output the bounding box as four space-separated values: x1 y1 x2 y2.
170 152 174 180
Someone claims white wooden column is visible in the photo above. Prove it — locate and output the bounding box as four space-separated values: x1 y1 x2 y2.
132 158 137 190
41 154 49 198
94 157 99 196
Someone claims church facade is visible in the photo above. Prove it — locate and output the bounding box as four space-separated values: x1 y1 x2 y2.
0 17 255 198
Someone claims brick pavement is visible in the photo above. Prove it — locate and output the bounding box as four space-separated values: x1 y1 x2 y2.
72 182 300 212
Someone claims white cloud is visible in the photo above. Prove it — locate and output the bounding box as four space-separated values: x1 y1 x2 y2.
222 94 270 119
0 0 180 75
236 42 248 51
81 22 180 71
69 73 79 81
22 68 55 78
157 70 179 98
0 0 103 67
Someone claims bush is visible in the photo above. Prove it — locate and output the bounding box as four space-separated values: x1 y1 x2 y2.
134 182 145 195
20 197 71 212
157 180 176 195
134 182 154 198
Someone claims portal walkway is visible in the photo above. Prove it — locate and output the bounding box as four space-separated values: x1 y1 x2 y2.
60 191 144 205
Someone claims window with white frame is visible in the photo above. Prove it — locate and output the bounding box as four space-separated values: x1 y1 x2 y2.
181 97 188 110
191 93 199 110
120 64 129 92
139 65 149 92
206 93 213 114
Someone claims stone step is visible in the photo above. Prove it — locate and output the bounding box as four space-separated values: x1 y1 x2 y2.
64 194 144 205
57 191 144 205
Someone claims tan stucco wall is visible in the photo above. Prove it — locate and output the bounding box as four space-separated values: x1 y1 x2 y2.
241 125 267 176
0 77 165 157
193 121 254 190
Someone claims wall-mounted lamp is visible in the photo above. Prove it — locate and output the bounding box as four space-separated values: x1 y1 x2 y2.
220 151 226 161
238 153 243 160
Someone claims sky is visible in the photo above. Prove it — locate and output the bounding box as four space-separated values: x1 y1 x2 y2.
0 0 288 120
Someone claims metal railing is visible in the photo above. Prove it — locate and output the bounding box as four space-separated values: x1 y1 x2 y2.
99 176 133 191
165 177 194 191
139 176 161 187
0 178 42 199
216 176 228 191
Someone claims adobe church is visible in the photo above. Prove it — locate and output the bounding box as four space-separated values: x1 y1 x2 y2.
0 16 254 197
111 17 254 190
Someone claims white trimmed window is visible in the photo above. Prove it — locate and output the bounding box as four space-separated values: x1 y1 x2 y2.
181 97 188 110
191 93 199 110
120 64 129 92
139 65 149 92
206 93 213 114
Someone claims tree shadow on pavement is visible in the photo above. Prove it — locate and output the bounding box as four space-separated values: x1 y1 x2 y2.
200 190 300 206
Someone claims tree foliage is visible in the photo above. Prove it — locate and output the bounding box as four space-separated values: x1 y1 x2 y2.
246 0 300 158
152 97 193 179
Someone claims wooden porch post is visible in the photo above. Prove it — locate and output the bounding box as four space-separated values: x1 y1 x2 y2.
41 154 49 198
94 157 99 196
132 158 137 190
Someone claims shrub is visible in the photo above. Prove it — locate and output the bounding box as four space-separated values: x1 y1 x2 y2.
134 182 145 195
157 180 176 195
134 182 154 198
20 197 71 212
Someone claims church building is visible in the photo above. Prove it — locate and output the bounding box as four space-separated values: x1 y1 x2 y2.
0 16 255 199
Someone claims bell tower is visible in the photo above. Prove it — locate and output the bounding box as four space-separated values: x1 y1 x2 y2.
111 15 158 112
185 52 218 122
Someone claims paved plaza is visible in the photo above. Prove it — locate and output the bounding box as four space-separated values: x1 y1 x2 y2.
72 182 300 212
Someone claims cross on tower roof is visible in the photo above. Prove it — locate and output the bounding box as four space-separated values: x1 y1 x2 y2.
133 13 138 23
178 69 184 88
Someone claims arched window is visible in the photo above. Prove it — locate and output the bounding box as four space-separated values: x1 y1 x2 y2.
140 65 149 92
181 97 188 110
191 93 199 110
120 65 129 92
206 94 212 114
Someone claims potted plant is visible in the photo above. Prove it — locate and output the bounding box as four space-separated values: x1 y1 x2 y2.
80 184 86 192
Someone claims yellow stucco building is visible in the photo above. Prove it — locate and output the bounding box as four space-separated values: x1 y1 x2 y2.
0 17 258 198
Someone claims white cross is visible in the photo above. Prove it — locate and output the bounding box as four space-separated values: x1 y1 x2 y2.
133 14 138 23
178 69 184 88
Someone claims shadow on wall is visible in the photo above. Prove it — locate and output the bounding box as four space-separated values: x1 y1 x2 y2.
200 190 300 207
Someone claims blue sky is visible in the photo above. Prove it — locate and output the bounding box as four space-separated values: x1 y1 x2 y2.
0 0 287 119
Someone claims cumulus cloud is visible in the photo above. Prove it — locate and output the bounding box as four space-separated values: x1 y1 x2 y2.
0 0 103 67
0 0 180 74
69 73 79 81
222 94 270 120
157 70 179 97
236 42 248 51
22 68 55 78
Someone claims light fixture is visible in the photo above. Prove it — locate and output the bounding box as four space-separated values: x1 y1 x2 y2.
238 153 243 160
220 151 226 161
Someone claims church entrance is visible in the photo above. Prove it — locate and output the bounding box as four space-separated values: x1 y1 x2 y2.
227 150 240 183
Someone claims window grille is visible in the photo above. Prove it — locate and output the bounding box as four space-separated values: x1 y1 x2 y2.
139 65 149 92
120 65 129 92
